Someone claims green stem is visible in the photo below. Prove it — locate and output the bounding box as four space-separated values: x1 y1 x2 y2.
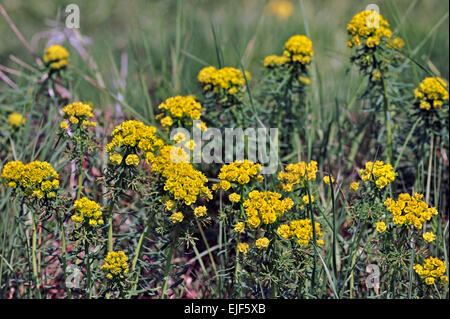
161 225 180 299
381 76 393 166
195 219 218 282
31 212 41 298
76 155 84 200
129 211 157 295
85 240 91 298
107 200 115 252
57 214 72 298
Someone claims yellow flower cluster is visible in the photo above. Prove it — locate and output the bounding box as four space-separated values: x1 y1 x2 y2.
213 160 263 191
101 251 129 280
243 190 294 228
72 197 104 227
106 120 164 167
384 193 438 229
229 193 241 203
423 232 436 243
277 218 324 247
347 10 392 48
263 55 289 68
387 37 405 50
237 242 249 254
278 160 318 192
375 221 387 233
359 161 396 189
1 160 59 199
414 257 448 286
61 102 97 128
156 96 203 129
414 77 448 110
265 0 294 20
255 237 270 249
283 35 314 65
170 211 184 223
350 182 360 191
194 206 207 218
149 145 212 206
197 66 250 95
323 175 334 185
8 112 26 128
43 44 69 70
234 222 245 233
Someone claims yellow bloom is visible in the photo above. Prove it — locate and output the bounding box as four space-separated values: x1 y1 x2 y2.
360 161 396 189
277 219 324 247
109 154 123 165
346 11 392 48
283 35 314 65
125 154 140 166
234 222 245 233
302 194 314 204
350 182 360 191
198 66 250 96
237 242 249 254
72 197 104 227
244 190 293 227
158 95 202 120
278 160 318 191
101 251 129 279
265 0 293 20
60 121 68 130
229 193 241 203
43 44 69 70
385 193 438 229
216 160 263 190
414 257 447 285
323 175 334 185
414 77 448 111
375 221 387 233
255 237 270 249
423 232 436 243
170 212 184 224
8 112 26 128
164 200 176 211
194 206 207 218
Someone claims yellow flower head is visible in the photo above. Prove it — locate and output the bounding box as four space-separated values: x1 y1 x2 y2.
375 221 387 233
43 44 69 70
229 193 241 203
170 212 184 224
125 154 140 166
101 251 129 280
414 257 447 285
255 237 270 249
216 160 263 190
106 120 164 166
414 77 448 111
62 102 96 128
237 242 249 254
157 95 203 122
8 112 26 128
198 66 250 96
263 55 290 68
194 206 207 218
323 175 334 185
265 0 294 20
243 190 294 227
72 197 104 227
234 222 245 233
278 160 318 191
384 193 438 230
350 182 360 192
423 232 436 243
277 218 324 247
346 10 392 48
2 161 59 199
359 161 396 189
283 35 314 65
302 194 314 204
